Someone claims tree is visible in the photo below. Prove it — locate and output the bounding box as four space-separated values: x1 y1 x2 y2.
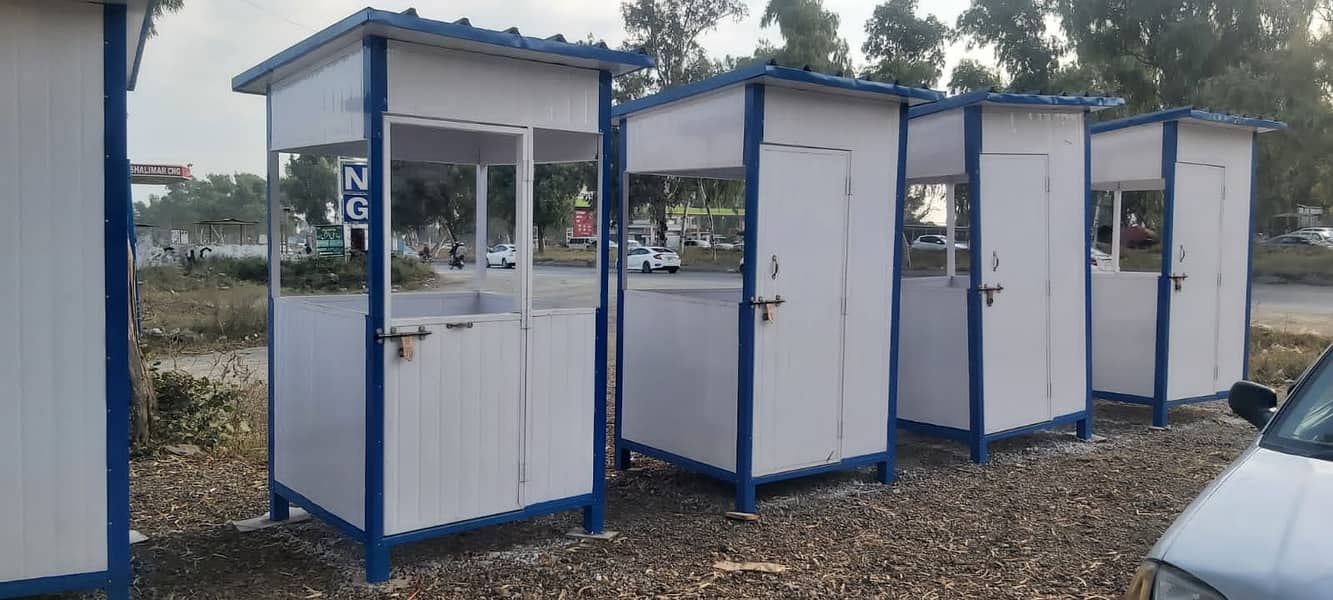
281 155 337 226
135 173 266 228
758 0 853 74
948 58 1003 94
955 0 1062 92
148 0 184 36
391 162 475 248
860 0 951 88
534 164 595 252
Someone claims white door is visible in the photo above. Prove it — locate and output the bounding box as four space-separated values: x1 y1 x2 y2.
1167 163 1225 400
750 145 850 476
978 154 1052 434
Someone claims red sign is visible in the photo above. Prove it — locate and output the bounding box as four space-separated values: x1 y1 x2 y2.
130 164 192 184
572 209 595 238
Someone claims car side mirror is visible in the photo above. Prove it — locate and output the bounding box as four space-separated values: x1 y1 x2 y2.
1229 381 1278 429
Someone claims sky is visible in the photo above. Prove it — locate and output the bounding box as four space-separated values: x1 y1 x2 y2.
129 0 983 204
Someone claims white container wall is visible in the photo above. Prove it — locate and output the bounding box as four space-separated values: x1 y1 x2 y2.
0 2 151 599
897 91 1124 463
233 9 653 582
614 65 942 513
1090 109 1286 427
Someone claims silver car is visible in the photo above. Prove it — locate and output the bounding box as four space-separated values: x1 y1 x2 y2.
1126 345 1333 600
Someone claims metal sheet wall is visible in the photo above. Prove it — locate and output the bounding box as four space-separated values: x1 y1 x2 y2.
623 86 746 177
896 278 971 430
522 310 596 505
269 42 365 153
1091 273 1160 398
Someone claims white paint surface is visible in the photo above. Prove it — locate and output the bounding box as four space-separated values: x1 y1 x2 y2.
522 310 596 505
896 277 971 430
623 86 745 178
1091 125 1163 189
269 42 364 153
1091 272 1159 398
621 289 740 472
273 297 366 530
0 0 109 583
906 110 965 183
1167 163 1226 400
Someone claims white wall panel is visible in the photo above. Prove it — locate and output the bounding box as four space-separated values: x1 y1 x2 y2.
269 42 365 153
523 310 596 505
383 314 523 536
0 0 109 582
624 87 745 176
896 278 970 431
388 42 600 134
763 88 898 460
273 298 366 530
1092 126 1162 188
1091 273 1158 398
621 290 739 472
906 110 964 183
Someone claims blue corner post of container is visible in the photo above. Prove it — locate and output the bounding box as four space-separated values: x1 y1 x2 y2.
585 69 614 534
1078 110 1095 441
963 105 987 464
103 4 132 599
1242 132 1259 380
613 121 631 472
734 83 765 513
362 35 390 584
1152 121 1179 429
881 101 910 485
265 89 291 524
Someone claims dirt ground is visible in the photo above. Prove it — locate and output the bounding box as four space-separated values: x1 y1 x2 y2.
99 397 1250 600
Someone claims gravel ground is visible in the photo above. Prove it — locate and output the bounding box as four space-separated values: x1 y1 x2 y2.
90 396 1252 600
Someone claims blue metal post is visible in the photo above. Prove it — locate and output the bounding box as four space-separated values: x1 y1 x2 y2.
265 90 290 523
362 35 390 583
963 106 988 464
735 84 765 512
1078 110 1094 441
881 101 910 484
1152 122 1180 428
585 70 614 534
613 122 632 472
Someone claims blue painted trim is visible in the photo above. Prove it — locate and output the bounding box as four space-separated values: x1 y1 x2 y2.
1081 111 1095 440
735 83 765 513
128 0 156 91
883 101 910 485
0 571 111 600
751 453 893 485
612 63 942 118
1243 133 1259 379
103 6 133 599
613 122 629 470
619 439 737 482
233 8 654 93
586 70 613 534
982 411 1088 444
271 481 367 542
362 35 390 583
1095 391 1156 405
963 105 986 463
909 89 1124 119
1153 122 1179 427
898 419 972 441
1091 107 1286 135
1168 391 1229 406
383 495 594 547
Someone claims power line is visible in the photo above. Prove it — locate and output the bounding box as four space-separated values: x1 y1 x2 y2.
236 0 318 33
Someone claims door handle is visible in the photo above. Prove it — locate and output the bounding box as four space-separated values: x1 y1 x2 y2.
991 251 1000 272
1178 244 1187 263
770 255 780 280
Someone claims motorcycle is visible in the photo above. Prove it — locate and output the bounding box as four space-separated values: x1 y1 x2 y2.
448 243 466 270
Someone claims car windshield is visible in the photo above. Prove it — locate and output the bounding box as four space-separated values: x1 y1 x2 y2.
1263 348 1333 460
651 248 674 253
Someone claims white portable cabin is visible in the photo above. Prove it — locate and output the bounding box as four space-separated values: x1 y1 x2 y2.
897 91 1123 463
612 64 942 513
1090 108 1285 427
0 1 152 599
231 8 653 582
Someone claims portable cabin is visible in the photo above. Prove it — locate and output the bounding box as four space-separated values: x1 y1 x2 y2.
611 64 942 514
231 8 653 582
1090 108 1286 427
0 1 152 598
896 91 1124 463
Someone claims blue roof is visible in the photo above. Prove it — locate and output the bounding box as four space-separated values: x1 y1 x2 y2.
1091 106 1287 134
233 8 655 94
612 63 945 118
909 89 1125 119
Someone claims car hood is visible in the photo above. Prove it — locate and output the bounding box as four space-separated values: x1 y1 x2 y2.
1150 445 1333 599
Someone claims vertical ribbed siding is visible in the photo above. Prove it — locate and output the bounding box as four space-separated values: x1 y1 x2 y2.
522 311 596 506
0 0 108 583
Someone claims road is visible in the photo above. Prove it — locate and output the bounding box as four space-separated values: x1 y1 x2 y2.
1251 282 1333 335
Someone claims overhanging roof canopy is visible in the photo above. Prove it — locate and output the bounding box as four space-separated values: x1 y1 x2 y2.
909 89 1125 119
1091 106 1287 134
612 62 945 119
232 8 655 94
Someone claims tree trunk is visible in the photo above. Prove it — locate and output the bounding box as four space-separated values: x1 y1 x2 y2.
128 245 156 448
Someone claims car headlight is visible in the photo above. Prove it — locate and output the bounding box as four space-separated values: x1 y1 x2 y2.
1124 561 1226 600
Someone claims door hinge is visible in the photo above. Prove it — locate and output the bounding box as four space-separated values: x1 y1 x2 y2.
845 176 852 196
1217 273 1222 288
1046 280 1051 297
1047 380 1053 398
519 462 528 482
837 418 844 439
1045 176 1051 193
841 295 847 316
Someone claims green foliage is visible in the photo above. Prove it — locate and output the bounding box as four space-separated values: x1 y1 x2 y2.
534 163 595 251
147 0 185 37
135 173 266 230
948 58 1004 94
279 255 436 292
956 0 1063 92
392 161 475 241
619 0 749 95
759 0 853 74
281 155 338 226
152 368 242 450
861 0 952 87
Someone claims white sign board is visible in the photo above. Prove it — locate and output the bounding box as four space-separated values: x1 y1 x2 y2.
341 162 369 224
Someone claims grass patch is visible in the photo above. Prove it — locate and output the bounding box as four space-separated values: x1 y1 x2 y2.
1249 325 1331 386
1252 246 1333 285
140 352 266 458
905 249 971 273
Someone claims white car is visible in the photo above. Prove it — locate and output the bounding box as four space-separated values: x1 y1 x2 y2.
911 234 968 251
683 238 711 249
627 247 680 273
485 244 516 268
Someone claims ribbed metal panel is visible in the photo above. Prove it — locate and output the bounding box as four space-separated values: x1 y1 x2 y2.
522 310 596 505
269 42 365 153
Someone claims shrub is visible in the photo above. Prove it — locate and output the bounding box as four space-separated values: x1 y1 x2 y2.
1249 326 1332 386
151 367 244 450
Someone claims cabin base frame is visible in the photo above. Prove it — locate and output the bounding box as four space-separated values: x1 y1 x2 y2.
898 410 1092 464
1094 390 1230 428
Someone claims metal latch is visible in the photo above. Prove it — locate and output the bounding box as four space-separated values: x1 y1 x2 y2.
376 326 432 361
977 284 1004 307
749 295 786 322
1168 273 1189 291
444 322 475 329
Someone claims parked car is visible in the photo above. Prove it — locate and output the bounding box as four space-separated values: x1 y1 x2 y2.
566 237 596 250
1296 226 1333 240
713 236 736 251
683 238 711 249
911 234 968 251
485 243 516 268
1264 232 1332 247
1125 344 1333 600
626 247 680 273
1089 248 1115 271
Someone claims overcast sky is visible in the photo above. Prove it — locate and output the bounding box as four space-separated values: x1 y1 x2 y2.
129 0 983 203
